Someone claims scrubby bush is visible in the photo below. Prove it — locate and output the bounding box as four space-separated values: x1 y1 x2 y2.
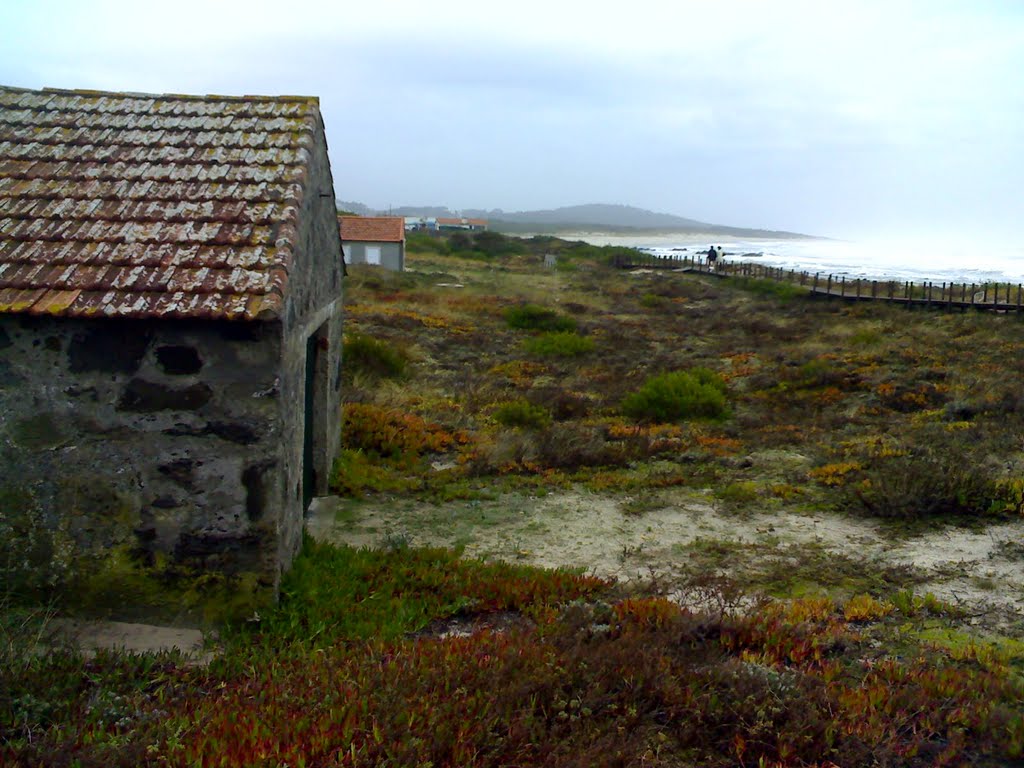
504 304 576 333
470 231 529 258
622 368 730 423
737 278 806 301
533 423 628 469
523 331 594 357
343 334 409 380
468 422 626 474
839 445 1001 521
492 400 552 430
405 232 448 254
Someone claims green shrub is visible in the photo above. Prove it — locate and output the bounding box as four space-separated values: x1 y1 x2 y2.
523 331 595 358
622 368 729 423
492 400 552 430
504 304 576 333
343 333 408 379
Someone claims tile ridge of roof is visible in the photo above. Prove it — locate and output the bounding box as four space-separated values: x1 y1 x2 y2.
260 114 317 319
0 84 318 104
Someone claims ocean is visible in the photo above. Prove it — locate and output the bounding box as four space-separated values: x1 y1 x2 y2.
571 233 1024 286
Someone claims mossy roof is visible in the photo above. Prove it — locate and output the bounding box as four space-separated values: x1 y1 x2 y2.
0 85 329 321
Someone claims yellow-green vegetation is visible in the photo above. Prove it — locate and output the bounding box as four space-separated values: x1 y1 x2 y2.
334 232 1024 525
341 332 409 380
5 230 1024 767
491 399 553 430
504 302 577 332
522 330 595 357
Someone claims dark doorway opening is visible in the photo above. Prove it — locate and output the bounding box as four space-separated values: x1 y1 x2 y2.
302 331 318 511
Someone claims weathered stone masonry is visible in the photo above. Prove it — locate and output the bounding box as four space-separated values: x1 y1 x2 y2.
1 316 285 579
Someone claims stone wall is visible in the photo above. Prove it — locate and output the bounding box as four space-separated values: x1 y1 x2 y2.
274 109 345 573
0 314 286 609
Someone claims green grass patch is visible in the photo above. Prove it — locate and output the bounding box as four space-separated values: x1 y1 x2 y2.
342 333 409 380
236 538 610 647
522 331 595 357
492 399 553 430
504 303 577 333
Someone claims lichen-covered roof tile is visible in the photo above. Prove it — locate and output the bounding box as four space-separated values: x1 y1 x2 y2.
0 84 330 320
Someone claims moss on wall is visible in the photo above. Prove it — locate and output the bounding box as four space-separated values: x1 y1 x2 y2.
1 481 269 623
8 413 70 451
69 547 270 624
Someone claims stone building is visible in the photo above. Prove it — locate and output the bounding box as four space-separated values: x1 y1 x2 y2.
0 85 344 614
339 215 405 271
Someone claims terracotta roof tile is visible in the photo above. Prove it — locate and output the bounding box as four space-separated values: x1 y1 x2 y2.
0 84 329 320
338 215 405 243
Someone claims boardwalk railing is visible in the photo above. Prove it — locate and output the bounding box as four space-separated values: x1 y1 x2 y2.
612 251 1024 313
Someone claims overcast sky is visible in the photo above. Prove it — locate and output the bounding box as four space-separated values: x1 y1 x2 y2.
1 0 1022 240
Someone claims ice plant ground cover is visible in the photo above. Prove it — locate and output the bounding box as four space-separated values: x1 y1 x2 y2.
3 231 1024 766
3 541 1023 766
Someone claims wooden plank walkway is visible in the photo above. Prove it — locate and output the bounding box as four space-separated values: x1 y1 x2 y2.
613 252 1024 313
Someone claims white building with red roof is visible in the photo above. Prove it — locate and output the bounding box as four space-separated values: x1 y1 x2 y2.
338 215 405 271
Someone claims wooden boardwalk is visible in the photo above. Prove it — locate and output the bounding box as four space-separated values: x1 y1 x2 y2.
613 252 1024 313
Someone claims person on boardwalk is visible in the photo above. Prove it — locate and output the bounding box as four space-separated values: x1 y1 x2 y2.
707 245 718 269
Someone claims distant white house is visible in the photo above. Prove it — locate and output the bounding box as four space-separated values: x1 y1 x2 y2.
339 216 406 271
437 216 488 231
404 216 437 232
402 216 487 232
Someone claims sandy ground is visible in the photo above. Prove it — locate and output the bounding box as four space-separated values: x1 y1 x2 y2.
307 490 1024 634
57 489 1023 657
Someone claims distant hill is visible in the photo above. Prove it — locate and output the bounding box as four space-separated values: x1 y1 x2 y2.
463 204 709 229
336 201 375 216
339 201 813 239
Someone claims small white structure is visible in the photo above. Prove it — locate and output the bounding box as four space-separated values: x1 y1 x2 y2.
339 216 406 271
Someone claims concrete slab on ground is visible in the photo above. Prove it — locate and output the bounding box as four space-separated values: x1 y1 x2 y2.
306 495 346 542
50 619 215 665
